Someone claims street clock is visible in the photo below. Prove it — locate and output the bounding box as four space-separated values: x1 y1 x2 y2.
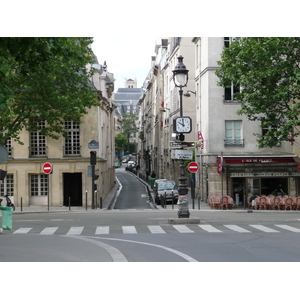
173 116 192 133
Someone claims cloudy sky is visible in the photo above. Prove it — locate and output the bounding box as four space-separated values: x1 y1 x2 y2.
91 36 158 89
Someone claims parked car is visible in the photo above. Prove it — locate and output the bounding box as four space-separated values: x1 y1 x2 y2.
126 161 136 171
153 180 179 205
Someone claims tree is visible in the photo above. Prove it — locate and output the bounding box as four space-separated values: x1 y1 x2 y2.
122 113 138 152
115 133 127 157
0 37 98 145
216 37 300 148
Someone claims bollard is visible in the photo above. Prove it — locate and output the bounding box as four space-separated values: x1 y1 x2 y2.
100 197 102 209
172 190 174 209
69 197 71 211
86 190 88 210
164 190 167 209
21 197 23 212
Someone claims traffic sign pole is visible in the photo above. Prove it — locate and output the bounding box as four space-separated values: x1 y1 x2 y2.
42 162 53 211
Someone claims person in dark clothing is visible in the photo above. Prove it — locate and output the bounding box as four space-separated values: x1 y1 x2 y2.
276 184 286 196
151 171 156 178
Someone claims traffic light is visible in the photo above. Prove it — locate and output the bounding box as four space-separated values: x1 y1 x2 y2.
0 169 7 181
90 151 97 165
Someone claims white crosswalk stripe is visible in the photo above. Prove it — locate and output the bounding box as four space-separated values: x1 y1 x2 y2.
224 225 251 233
9 224 300 236
95 226 109 234
40 227 58 235
173 225 194 233
122 226 137 234
274 225 300 232
13 228 32 234
249 225 280 233
66 227 84 235
147 225 166 234
198 224 222 233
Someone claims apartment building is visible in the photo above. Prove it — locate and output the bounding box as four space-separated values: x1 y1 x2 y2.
0 58 116 208
193 37 300 207
138 37 196 179
138 37 300 207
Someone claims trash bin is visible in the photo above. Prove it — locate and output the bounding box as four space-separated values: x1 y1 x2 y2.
0 206 13 230
150 178 156 189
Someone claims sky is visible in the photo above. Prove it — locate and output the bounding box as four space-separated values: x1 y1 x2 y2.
91 37 158 89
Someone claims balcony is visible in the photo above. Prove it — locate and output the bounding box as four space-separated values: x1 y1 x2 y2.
29 146 47 157
63 145 82 157
224 138 244 147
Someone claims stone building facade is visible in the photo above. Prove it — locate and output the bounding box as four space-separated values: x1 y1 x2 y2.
0 58 116 208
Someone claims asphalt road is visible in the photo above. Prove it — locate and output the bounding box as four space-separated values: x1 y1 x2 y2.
114 169 153 209
2 209 300 262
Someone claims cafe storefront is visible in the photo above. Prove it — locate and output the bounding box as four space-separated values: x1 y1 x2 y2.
218 156 300 208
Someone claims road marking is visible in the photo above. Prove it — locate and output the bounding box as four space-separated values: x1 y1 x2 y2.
198 224 222 233
173 225 194 233
249 225 280 233
95 226 109 234
98 237 198 262
224 225 251 233
275 225 300 232
13 228 32 234
66 236 128 262
147 225 166 234
40 227 58 235
122 226 137 234
66 227 84 235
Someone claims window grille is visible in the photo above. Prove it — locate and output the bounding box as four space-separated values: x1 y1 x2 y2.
30 174 48 196
30 121 46 156
64 121 81 156
0 174 14 196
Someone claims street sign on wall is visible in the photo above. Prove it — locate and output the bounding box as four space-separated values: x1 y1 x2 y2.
171 149 193 160
42 162 53 174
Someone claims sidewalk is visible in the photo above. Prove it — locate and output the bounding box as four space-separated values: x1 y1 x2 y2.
11 180 121 214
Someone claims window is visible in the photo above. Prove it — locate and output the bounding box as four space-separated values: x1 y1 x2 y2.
224 83 240 102
224 37 236 48
1 131 12 156
30 121 46 156
30 174 48 196
225 121 244 146
1 174 14 196
64 121 80 156
261 122 281 147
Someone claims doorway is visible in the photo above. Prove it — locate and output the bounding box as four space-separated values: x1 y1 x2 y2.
63 173 82 206
232 177 245 207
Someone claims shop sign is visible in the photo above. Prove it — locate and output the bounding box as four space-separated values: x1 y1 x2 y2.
230 172 300 177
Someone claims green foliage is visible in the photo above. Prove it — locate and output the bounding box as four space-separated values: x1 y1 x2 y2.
115 133 127 155
122 113 138 142
0 37 98 145
216 37 300 148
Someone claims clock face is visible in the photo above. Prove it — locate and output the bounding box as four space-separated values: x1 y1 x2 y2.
174 117 192 133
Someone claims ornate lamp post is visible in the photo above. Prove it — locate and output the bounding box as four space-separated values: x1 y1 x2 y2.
172 55 190 218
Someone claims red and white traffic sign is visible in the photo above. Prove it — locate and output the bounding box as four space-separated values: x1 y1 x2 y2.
42 162 53 174
188 162 199 173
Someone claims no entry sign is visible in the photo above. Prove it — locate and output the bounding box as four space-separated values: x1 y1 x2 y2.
188 162 199 173
42 162 53 174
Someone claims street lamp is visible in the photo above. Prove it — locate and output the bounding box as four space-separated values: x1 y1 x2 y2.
172 55 190 218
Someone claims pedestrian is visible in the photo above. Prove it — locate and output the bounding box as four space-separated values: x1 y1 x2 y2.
145 169 150 179
151 171 156 178
276 184 286 196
